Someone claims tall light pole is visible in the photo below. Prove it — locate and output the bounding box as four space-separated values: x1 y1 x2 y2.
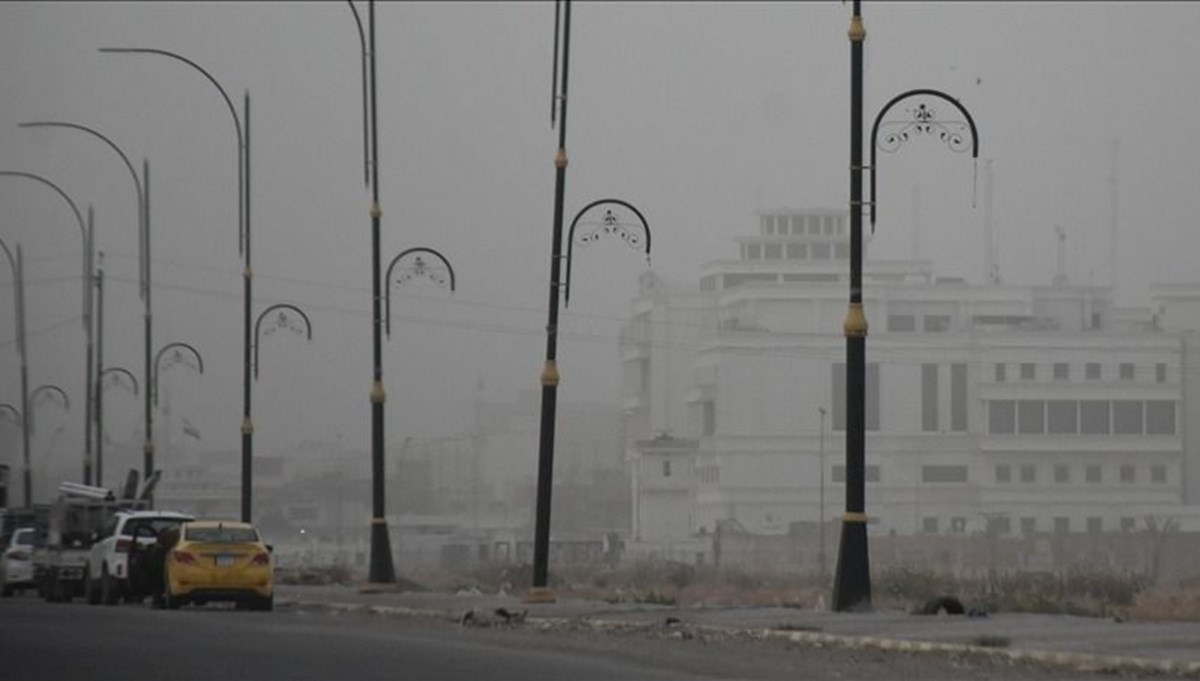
0 171 94 486
97 47 251 517
832 0 870 613
818 406 827 579
96 364 139 489
0 237 29 506
17 120 150 486
831 3 980 613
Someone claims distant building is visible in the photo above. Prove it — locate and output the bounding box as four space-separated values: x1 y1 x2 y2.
622 208 1200 559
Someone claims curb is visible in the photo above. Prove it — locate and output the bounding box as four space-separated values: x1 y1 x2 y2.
283 598 1200 679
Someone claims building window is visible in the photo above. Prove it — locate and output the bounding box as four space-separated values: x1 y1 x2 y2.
950 517 968 534
1113 400 1143 435
1151 464 1167 484
1020 363 1036 380
832 363 880 432
1086 465 1102 483
834 243 849 259
1047 400 1078 435
1021 517 1036 535
1018 400 1045 434
1087 517 1102 534
824 216 835 234
790 216 803 234
1146 401 1176 435
988 516 1012 535
745 243 761 259
922 517 939 534
1120 465 1136 484
808 219 821 235
921 364 938 432
1053 363 1069 380
1086 362 1102 380
1020 465 1036 483
989 400 1015 434
1054 517 1070 534
994 363 1006 382
763 216 775 234
888 314 916 332
811 243 831 259
1156 363 1167 384
995 464 1011 483
1054 464 1070 483
1120 363 1135 380
764 243 782 259
702 400 716 437
786 243 806 259
951 364 967 432
924 315 951 332
1120 517 1136 532
662 460 672 477
922 465 968 483
1080 400 1110 434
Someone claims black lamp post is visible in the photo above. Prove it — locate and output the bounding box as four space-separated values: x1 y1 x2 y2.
0 171 94 486
0 236 29 506
151 342 204 423
831 2 980 614
96 364 139 488
17 120 151 487
97 46 251 517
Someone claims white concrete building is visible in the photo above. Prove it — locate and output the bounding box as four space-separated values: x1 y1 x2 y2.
621 208 1200 552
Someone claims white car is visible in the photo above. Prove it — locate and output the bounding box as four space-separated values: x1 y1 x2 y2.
86 510 193 605
1 527 43 596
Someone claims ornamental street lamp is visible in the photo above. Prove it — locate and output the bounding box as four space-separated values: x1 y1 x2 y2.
18 120 151 483
96 46 250 511
151 342 204 425
247 303 313 520
0 171 95 486
96 365 138 488
831 1 980 613
0 237 30 506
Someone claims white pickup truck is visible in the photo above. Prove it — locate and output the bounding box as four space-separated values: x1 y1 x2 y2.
86 510 194 605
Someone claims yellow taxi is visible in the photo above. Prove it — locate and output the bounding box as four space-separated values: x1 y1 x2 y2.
160 520 273 611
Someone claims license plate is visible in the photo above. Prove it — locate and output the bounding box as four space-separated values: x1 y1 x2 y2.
216 555 235 567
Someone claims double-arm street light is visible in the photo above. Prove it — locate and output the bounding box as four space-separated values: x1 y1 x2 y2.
151 342 204 417
831 0 979 613
0 236 30 506
96 46 252 518
17 120 152 484
0 171 94 486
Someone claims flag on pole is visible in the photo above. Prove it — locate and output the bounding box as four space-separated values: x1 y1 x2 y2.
182 418 201 441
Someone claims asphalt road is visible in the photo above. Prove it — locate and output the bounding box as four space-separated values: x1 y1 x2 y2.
0 594 1165 680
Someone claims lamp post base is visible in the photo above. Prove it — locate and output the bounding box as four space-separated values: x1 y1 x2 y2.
831 517 871 612
367 520 396 585
523 586 557 604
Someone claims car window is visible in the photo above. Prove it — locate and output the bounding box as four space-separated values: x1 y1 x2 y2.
184 527 259 543
125 518 188 537
14 529 40 547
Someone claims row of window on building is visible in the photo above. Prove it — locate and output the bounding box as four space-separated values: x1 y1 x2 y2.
760 214 845 237
987 399 1176 436
690 462 1169 486
741 241 849 262
994 361 1168 383
923 515 1148 536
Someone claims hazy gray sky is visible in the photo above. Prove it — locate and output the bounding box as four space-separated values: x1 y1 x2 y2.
2 2 1200 476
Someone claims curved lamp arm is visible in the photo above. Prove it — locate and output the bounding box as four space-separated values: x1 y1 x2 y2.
253 303 313 380
100 367 140 396
565 198 652 308
153 342 205 407
384 247 456 338
0 403 20 426
346 1 369 186
0 171 92 329
868 88 980 231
